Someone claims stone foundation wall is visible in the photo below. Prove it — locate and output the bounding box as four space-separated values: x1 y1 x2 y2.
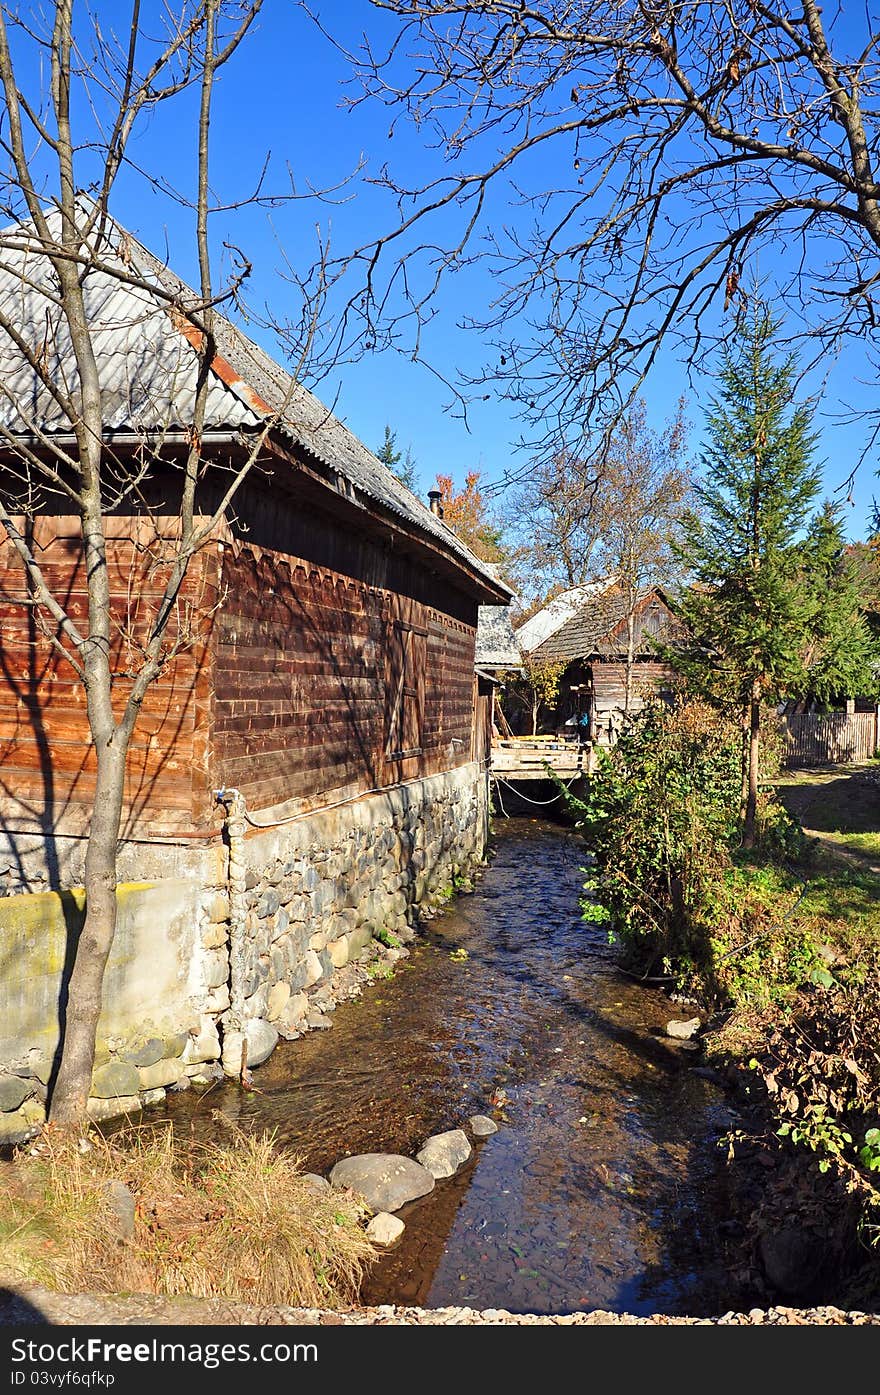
0 763 488 1142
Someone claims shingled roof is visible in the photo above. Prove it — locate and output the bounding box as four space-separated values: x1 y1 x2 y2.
0 209 510 602
519 582 678 662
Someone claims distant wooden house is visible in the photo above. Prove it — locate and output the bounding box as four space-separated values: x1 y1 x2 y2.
0 210 511 1120
474 563 522 746
515 579 680 742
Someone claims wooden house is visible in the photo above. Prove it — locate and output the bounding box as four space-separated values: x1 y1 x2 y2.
515 579 680 742
0 212 511 1123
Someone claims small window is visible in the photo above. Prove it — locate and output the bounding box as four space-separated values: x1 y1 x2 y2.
385 619 427 759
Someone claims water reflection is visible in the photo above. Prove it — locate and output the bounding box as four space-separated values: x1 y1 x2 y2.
156 819 745 1315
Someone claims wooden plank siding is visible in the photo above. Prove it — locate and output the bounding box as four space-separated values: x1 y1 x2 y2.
0 518 216 834
591 659 674 714
783 711 879 767
0 483 486 835
210 537 479 815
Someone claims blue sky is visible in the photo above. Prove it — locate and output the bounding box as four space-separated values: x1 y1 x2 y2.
59 3 880 539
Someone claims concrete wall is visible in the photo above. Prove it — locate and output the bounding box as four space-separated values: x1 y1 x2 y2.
0 762 489 1142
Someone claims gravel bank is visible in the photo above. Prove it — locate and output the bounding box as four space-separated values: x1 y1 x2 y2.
0 1288 877 1325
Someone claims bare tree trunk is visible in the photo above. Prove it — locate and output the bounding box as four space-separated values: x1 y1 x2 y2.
742 692 761 848
739 702 750 824
624 604 636 715
49 738 127 1124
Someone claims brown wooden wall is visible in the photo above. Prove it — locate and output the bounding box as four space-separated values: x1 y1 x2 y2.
210 537 479 814
0 486 485 834
0 517 216 835
591 659 674 712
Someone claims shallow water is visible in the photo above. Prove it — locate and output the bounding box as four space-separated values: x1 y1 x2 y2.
158 818 744 1315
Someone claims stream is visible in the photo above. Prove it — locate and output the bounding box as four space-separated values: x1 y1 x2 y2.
158 818 747 1316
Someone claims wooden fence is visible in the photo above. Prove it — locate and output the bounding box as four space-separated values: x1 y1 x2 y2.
783 710 878 768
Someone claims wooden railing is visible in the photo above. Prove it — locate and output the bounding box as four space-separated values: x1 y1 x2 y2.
491 737 596 779
783 711 878 768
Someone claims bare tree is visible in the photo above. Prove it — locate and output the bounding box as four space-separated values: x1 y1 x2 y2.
314 1 880 475
0 1 317 1126
512 450 604 601
591 398 690 711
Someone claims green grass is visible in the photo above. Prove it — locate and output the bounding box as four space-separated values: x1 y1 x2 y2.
776 769 880 837
818 830 880 858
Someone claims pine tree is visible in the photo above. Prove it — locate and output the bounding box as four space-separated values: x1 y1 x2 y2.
376 424 417 492
668 306 878 845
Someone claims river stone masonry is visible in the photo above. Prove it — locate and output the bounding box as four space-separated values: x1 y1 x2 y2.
0 763 489 1142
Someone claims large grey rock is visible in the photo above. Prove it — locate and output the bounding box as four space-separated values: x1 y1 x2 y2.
220 1016 278 1076
137 1058 184 1091
329 1153 435 1212
91 1060 141 1099
366 1212 405 1247
276 992 309 1040
161 1032 190 1060
126 1038 165 1068
416 1129 473 1180
666 1017 701 1040
302 1172 330 1193
469 1114 498 1139
0 1098 44 1143
266 981 291 1021
0 1074 33 1112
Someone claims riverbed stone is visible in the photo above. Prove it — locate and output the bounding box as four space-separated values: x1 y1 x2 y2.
137 1058 184 1091
87 1094 142 1122
469 1115 498 1139
666 1017 701 1040
276 993 308 1039
266 981 291 1022
91 1060 141 1099
302 1173 331 1193
329 1154 435 1212
366 1212 405 1247
0 1073 33 1112
329 937 349 969
183 1020 221 1065
126 1038 165 1068
416 1129 473 1180
219 1016 278 1077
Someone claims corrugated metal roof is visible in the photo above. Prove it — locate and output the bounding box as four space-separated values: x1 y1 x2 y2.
515 577 617 654
0 209 510 599
524 586 680 663
475 605 522 669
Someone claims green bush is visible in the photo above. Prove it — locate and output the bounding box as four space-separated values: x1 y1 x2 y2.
567 699 743 987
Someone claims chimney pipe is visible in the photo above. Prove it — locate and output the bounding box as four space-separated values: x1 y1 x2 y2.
427 488 444 518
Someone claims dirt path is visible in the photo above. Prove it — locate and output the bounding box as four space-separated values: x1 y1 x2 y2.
776 766 880 874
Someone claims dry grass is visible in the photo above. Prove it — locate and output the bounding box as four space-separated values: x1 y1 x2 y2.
0 1117 376 1308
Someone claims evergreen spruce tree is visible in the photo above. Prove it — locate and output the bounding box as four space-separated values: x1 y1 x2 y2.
376 424 418 492
668 306 878 846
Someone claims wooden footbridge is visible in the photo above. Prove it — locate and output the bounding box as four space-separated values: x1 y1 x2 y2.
490 737 597 781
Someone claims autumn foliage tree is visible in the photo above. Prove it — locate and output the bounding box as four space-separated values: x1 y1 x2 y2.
436 469 507 565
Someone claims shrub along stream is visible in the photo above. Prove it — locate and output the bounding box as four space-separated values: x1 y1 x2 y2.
564 700 880 1303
